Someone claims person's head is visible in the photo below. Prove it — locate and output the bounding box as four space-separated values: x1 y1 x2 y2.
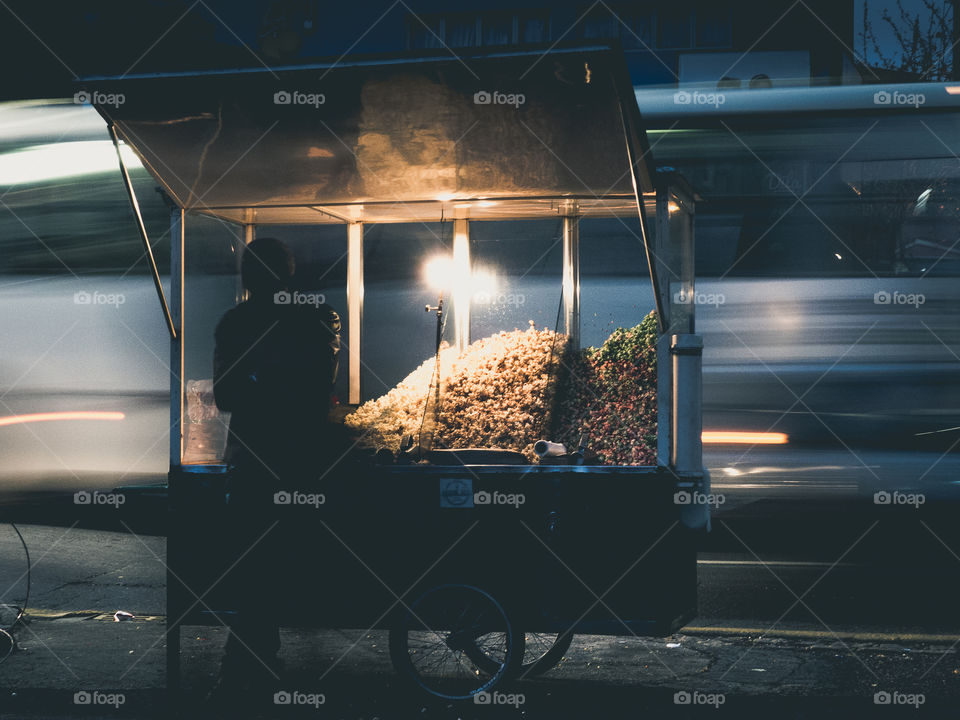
241 237 294 298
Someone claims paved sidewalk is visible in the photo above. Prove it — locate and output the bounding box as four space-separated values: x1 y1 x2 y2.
1 523 959 717
1 614 959 718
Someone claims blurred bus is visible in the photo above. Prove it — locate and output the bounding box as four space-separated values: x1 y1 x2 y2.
1 85 958 503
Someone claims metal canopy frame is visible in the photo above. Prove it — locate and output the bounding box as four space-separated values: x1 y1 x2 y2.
85 46 654 212
85 46 701 486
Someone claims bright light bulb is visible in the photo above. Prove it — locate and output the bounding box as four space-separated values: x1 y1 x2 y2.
423 255 455 292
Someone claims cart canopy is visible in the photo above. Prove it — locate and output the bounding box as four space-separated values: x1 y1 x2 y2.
80 46 655 225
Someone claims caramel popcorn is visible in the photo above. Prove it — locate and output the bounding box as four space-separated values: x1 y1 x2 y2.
344 326 566 460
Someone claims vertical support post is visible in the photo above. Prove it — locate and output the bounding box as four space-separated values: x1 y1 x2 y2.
671 334 707 529
452 217 470 354
665 177 704 526
167 206 184 695
240 212 254 304
670 335 703 474
655 186 673 468
656 179 696 467
657 183 695 335
656 332 672 468
170 207 185 468
347 222 364 405
562 206 581 349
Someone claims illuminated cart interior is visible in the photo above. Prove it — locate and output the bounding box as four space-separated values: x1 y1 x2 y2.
83 46 707 698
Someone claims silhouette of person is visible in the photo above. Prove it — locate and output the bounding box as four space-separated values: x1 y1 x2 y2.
210 237 340 698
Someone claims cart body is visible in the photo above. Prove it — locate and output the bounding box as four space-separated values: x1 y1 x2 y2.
80 44 707 691
170 464 696 636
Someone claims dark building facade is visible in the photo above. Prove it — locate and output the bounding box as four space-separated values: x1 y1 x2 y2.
1 1 857 99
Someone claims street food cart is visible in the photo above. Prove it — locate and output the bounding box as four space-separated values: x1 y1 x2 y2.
81 45 707 700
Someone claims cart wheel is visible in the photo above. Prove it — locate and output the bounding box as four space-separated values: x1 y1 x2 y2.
389 584 524 700
465 629 575 678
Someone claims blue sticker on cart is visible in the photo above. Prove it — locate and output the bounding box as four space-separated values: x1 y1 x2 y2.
439 478 474 508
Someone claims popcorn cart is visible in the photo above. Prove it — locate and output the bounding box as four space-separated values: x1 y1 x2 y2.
82 45 707 700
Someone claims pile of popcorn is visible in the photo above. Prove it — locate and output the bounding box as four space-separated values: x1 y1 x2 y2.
341 345 453 452
435 323 564 459
344 323 565 460
554 312 659 465
344 313 659 465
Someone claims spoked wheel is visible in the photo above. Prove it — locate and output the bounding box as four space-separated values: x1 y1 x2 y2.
466 629 575 678
389 584 525 700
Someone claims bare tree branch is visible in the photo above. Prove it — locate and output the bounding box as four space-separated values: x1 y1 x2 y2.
860 0 954 80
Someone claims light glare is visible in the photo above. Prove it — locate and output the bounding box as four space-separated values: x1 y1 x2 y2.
702 431 788 445
0 141 142 186
0 411 126 427
423 255 455 292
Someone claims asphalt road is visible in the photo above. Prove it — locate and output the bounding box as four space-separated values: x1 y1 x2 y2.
0 505 959 717
1 500 960 628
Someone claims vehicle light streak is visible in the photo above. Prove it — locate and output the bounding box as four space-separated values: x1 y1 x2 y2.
0 411 126 427
702 431 788 444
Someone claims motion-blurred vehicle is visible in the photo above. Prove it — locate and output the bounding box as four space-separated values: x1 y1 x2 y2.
1 84 958 502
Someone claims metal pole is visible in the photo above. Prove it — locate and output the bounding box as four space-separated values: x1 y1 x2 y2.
170 207 185 468
452 218 470 354
670 334 703 475
108 124 177 341
616 99 665 335
167 208 184 694
655 184 673 332
671 333 708 530
562 209 581 349
240 212 254 304
655 184 673 467
347 222 364 405
656 332 672 467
